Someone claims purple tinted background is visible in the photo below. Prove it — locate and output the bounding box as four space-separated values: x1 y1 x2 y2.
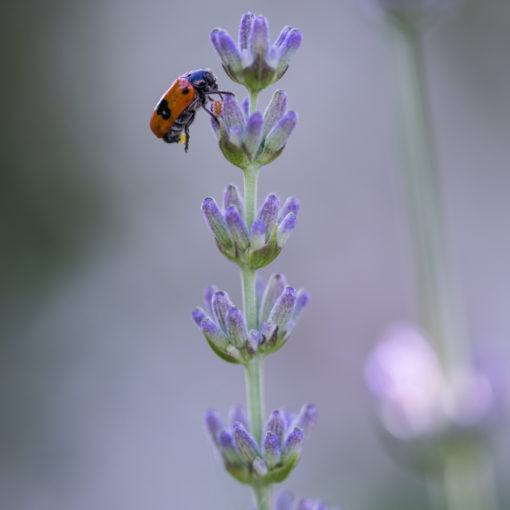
1 1 509 509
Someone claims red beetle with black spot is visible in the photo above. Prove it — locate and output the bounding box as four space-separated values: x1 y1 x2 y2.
150 69 232 152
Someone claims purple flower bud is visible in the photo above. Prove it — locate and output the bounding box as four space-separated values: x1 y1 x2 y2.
263 90 288 138
232 422 260 463
226 307 250 349
191 307 207 327
238 12 255 50
262 431 281 468
210 29 243 75
250 220 266 250
200 317 230 352
217 429 243 465
222 94 245 133
278 196 300 222
223 184 244 219
211 290 233 334
261 111 298 162
275 29 302 76
256 193 280 240
276 212 297 248
204 409 224 446
229 404 249 430
293 404 318 437
293 289 310 322
243 112 264 158
274 25 293 48
247 329 260 356
249 15 270 59
225 205 250 250
260 273 287 324
252 457 268 476
281 426 304 462
202 197 233 249
265 409 286 444
203 284 219 316
260 320 278 346
269 286 297 333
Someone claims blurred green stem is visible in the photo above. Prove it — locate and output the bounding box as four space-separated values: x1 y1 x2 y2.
388 14 498 510
242 91 272 510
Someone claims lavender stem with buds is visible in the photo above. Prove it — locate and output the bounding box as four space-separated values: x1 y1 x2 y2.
193 12 330 510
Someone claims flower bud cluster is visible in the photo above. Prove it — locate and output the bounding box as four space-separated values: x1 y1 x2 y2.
192 273 309 363
211 91 297 169
210 12 302 94
202 185 299 268
274 490 340 510
205 404 317 485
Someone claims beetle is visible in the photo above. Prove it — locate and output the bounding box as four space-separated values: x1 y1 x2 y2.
150 69 232 152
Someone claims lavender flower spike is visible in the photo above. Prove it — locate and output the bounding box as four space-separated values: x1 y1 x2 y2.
211 12 302 93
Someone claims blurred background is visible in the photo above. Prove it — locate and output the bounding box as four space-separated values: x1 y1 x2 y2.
1 0 509 509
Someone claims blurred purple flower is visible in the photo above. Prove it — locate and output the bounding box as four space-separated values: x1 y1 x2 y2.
365 322 495 439
275 490 341 510
211 12 302 93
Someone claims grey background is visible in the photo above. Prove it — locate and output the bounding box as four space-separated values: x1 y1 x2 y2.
1 0 509 509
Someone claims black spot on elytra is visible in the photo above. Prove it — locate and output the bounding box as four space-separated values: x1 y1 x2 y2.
182 87 189 95
156 99 171 120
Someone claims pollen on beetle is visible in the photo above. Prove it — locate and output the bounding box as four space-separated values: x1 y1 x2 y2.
180 133 187 144
213 100 223 116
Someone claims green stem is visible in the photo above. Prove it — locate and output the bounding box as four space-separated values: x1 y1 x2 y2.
389 15 499 510
442 444 499 510
254 484 272 510
240 102 271 509
244 165 258 231
389 16 464 372
244 354 265 445
249 90 259 114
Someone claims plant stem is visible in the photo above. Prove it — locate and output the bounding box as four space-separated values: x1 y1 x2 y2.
389 15 464 372
244 165 258 231
388 15 499 510
254 483 272 510
241 90 271 509
250 90 259 114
